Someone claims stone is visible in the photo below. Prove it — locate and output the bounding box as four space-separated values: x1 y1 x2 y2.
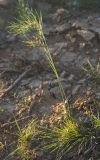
60 51 76 65
79 42 86 49
77 29 95 41
55 42 67 48
0 103 16 113
43 23 71 35
67 74 74 81
77 78 86 84
95 92 100 99
6 34 16 42
51 8 69 22
72 85 81 95
29 80 42 89
75 56 88 67
40 105 52 116
72 21 88 29
21 78 32 86
55 23 71 33
20 48 43 61
18 90 31 99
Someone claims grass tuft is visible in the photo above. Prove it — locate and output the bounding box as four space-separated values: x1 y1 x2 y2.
35 117 100 160
36 119 81 159
17 118 39 159
83 59 100 83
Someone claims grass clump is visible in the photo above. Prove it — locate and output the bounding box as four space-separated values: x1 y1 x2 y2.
17 118 38 159
11 118 39 160
38 119 80 154
4 118 40 160
4 116 100 160
36 117 100 159
83 59 100 83
94 116 100 128
0 142 4 150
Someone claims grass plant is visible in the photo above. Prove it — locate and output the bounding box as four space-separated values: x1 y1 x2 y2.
0 142 4 150
7 1 100 160
4 117 39 160
8 0 69 114
17 118 39 160
36 117 100 160
38 119 80 159
83 59 100 83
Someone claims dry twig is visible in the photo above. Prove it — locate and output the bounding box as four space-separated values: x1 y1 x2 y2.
0 66 32 100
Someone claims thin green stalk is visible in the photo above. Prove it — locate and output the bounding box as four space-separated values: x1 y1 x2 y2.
41 33 69 111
